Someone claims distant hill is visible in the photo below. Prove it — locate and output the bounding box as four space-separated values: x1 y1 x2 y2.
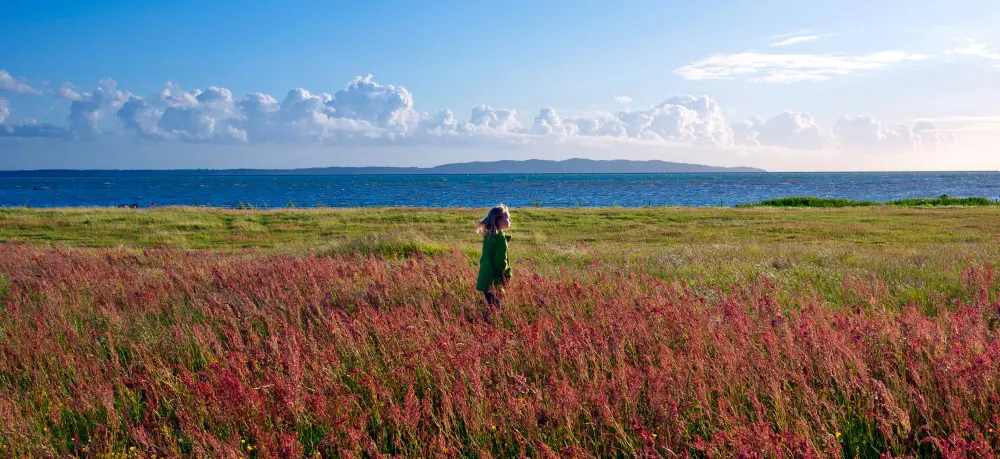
0 158 765 176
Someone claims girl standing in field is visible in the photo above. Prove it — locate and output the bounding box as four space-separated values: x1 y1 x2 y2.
476 204 512 320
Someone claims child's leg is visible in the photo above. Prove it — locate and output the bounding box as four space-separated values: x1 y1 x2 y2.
487 290 502 310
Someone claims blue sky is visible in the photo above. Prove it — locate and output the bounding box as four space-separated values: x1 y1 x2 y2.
1 0 999 170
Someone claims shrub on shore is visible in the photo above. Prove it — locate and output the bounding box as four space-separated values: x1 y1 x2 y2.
739 195 997 208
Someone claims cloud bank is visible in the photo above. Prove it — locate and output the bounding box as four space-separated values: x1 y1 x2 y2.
0 71 977 170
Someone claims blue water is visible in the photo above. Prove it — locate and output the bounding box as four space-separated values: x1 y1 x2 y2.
0 172 997 208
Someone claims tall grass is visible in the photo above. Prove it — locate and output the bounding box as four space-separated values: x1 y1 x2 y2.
0 245 998 457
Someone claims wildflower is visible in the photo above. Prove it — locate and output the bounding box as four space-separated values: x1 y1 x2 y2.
835 431 841 438
247 445 253 451
130 447 136 452
490 425 496 431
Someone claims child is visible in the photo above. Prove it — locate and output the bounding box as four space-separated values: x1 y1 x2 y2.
476 204 512 318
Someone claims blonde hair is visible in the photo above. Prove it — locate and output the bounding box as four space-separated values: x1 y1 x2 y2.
476 204 510 237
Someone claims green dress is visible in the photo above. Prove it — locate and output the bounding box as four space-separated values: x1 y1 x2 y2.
476 230 512 293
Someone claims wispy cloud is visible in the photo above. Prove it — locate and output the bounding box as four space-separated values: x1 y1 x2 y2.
676 51 930 83
765 29 812 41
0 70 43 95
770 33 836 47
613 96 632 104
770 35 822 47
947 39 1000 67
912 115 1000 132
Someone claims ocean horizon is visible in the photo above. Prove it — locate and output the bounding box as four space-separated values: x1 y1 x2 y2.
0 171 997 208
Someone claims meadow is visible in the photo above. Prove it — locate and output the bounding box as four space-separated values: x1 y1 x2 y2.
0 206 998 457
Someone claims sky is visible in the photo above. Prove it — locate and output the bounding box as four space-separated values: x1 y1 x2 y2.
1 0 999 171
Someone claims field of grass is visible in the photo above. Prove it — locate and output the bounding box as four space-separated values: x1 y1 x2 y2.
0 206 999 457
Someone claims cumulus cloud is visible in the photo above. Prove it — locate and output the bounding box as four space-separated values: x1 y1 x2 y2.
0 72 971 160
633 96 733 145
68 79 127 135
329 74 416 129
0 120 69 138
159 85 241 141
465 104 521 133
532 107 579 136
419 109 459 136
55 82 83 101
117 96 159 139
834 116 936 151
677 51 930 83
733 111 825 149
0 70 42 95
561 96 735 146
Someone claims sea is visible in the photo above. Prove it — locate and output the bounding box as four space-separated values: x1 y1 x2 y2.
0 172 997 208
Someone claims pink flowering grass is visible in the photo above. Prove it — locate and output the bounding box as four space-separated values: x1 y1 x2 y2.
0 245 997 457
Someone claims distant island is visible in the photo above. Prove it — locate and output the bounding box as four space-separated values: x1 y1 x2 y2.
0 159 764 176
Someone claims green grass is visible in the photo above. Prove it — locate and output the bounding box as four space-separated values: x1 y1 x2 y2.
1 206 998 309
1 206 999 455
739 195 999 208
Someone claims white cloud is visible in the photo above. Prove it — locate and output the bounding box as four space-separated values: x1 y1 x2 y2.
55 82 83 101
0 119 69 138
117 96 158 139
947 39 1000 67
329 74 417 129
419 109 459 136
532 107 579 136
0 72 980 164
613 95 632 104
464 104 521 133
765 29 812 41
834 116 939 152
557 96 735 146
0 70 42 95
677 51 930 83
68 79 128 135
909 115 1000 136
733 111 825 149
769 33 836 48
770 35 822 47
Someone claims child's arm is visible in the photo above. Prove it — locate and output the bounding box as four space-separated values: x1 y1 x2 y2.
494 236 511 283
